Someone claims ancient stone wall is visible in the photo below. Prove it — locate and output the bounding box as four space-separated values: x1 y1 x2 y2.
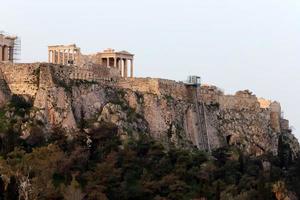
0 63 40 96
70 65 94 81
76 52 105 66
70 62 120 82
93 65 120 81
116 78 161 95
38 64 53 88
116 78 199 101
116 78 262 111
50 64 73 84
218 92 260 111
200 85 224 104
258 98 272 109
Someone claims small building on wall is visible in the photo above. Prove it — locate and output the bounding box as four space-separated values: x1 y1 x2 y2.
48 44 134 78
0 33 18 63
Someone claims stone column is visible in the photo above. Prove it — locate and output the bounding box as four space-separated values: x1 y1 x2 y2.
130 59 134 78
52 50 56 63
118 58 122 76
67 49 70 64
72 49 75 64
124 59 128 78
113 57 116 68
9 47 13 62
72 49 76 64
50 50 53 63
75 49 77 63
107 58 110 67
48 50 51 63
0 46 3 61
57 50 61 64
62 50 65 65
52 50 54 63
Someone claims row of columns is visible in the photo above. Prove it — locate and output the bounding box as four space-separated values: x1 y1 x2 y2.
48 49 78 65
103 57 133 78
0 45 13 62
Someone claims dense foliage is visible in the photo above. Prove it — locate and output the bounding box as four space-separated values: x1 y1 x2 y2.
0 97 299 200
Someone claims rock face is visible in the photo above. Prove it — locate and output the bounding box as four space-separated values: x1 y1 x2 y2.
0 62 299 157
0 68 11 107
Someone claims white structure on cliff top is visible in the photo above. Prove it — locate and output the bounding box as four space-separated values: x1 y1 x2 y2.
185 75 201 86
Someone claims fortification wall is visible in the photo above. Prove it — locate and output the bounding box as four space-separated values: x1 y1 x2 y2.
200 85 223 104
50 64 73 84
116 78 161 95
116 78 260 110
116 78 199 101
258 98 272 109
93 65 120 81
0 63 73 96
219 91 260 111
0 63 40 96
115 77 286 135
70 66 94 81
70 60 120 81
0 62 120 96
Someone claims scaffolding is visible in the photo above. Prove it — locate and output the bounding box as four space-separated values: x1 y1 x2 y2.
12 36 21 62
0 31 21 63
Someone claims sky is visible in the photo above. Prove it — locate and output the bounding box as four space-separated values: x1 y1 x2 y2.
1 0 300 139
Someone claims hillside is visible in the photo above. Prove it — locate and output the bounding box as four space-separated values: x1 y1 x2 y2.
0 62 299 199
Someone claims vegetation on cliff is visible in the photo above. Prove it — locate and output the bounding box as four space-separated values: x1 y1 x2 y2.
0 95 299 200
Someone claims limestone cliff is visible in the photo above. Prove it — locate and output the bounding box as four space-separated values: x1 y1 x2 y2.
0 62 298 158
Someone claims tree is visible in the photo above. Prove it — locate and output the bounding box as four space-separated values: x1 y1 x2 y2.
63 175 85 200
18 174 31 200
278 135 292 169
0 176 4 200
5 176 19 200
272 181 289 200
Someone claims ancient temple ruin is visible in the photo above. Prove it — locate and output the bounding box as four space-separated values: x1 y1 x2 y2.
48 44 134 78
0 33 19 63
48 44 80 65
99 48 134 78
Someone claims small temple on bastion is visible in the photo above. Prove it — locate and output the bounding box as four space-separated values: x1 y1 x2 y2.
48 44 134 78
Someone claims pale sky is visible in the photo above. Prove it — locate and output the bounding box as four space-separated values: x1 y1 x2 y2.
1 0 300 139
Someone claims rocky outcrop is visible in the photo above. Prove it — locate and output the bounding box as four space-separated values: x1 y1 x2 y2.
0 68 11 107
0 63 298 157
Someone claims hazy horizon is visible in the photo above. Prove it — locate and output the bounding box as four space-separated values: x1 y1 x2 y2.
1 0 299 139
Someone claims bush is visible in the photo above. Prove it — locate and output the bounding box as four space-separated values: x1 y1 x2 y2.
10 95 32 111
